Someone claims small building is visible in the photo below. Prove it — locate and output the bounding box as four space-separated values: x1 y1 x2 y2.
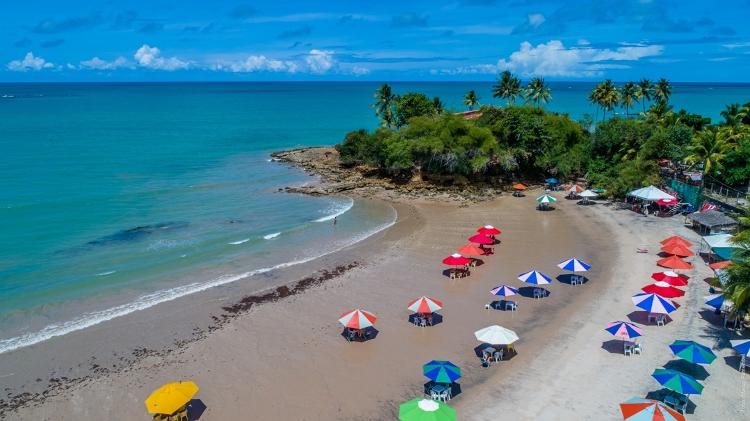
687 210 738 234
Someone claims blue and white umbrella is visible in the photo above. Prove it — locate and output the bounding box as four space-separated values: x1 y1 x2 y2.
632 292 677 314
490 285 519 297
730 339 750 357
704 293 733 311
517 270 552 285
558 258 591 272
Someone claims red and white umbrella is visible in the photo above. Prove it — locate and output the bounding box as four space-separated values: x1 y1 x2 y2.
468 234 494 245
407 296 443 314
476 225 501 236
442 253 471 266
651 271 688 286
338 309 377 329
642 282 685 298
565 184 584 194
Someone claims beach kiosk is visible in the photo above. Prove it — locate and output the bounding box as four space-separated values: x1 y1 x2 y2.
627 185 675 215
687 210 738 235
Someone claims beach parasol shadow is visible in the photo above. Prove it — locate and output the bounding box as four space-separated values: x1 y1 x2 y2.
517 287 550 299
663 359 710 381
556 274 589 285
645 389 696 414
186 399 207 420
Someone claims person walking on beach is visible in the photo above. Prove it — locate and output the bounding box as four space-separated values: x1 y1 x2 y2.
333 216 337 226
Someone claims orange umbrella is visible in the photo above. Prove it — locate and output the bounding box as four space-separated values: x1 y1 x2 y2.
660 243 694 257
709 260 732 270
512 183 527 191
657 255 693 270
660 235 693 248
458 244 485 256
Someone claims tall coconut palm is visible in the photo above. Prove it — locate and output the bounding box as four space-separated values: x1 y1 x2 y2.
524 77 552 108
372 83 397 128
637 78 653 113
588 83 604 122
685 126 737 175
621 82 637 116
654 78 672 104
464 90 479 110
721 103 747 127
492 70 522 106
432 96 444 115
599 80 620 119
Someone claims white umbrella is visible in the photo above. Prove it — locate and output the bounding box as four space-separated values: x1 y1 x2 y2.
580 189 598 198
627 185 674 201
474 325 519 345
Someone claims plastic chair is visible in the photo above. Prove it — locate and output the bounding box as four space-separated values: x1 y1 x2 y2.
633 343 642 355
656 315 666 326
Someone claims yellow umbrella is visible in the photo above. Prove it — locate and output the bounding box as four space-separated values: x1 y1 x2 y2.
144 381 199 415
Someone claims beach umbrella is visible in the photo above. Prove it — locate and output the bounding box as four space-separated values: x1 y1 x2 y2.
517 270 552 285
398 398 456 421
660 236 694 248
619 397 685 421
579 189 598 202
467 234 494 245
704 293 732 311
632 293 677 314
423 360 462 384
545 177 559 184
669 340 717 365
490 285 519 297
512 183 527 191
651 368 704 395
641 282 685 298
457 243 485 256
558 258 591 272
730 339 750 357
338 309 377 330
408 296 443 314
477 225 501 236
474 325 519 345
660 244 694 257
145 381 199 415
593 188 606 194
656 255 693 270
656 198 679 207
442 253 471 266
709 260 732 270
605 321 643 339
565 184 584 194
536 194 557 204
651 271 688 287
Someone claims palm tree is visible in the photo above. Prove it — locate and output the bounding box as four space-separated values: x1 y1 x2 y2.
637 79 653 113
721 103 747 127
599 80 619 119
588 83 604 122
464 90 479 110
492 70 522 106
621 82 637 116
725 213 750 317
685 126 737 175
432 97 444 115
524 77 551 108
654 78 672 104
372 83 396 128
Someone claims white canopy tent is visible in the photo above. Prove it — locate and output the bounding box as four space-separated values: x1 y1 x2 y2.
627 185 675 201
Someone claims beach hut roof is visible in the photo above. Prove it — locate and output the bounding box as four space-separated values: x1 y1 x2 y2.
688 210 737 229
627 185 674 201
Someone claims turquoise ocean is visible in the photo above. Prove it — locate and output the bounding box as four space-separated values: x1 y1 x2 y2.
1 81 748 354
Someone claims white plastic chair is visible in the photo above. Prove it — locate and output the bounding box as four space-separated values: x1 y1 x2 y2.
656 315 666 326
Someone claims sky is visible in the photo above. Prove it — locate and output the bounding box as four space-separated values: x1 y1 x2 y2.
2 0 750 82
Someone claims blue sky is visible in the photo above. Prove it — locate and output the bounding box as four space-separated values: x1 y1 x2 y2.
2 0 750 82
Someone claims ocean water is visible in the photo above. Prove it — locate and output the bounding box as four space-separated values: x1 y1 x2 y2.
0 81 748 354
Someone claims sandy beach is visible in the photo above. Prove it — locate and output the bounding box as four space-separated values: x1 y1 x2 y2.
2 189 747 420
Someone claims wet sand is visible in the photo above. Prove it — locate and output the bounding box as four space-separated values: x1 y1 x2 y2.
3 192 746 420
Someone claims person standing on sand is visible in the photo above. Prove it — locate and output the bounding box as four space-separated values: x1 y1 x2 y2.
333 216 337 226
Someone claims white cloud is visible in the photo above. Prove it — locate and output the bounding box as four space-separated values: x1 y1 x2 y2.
305 49 334 74
527 14 545 28
213 55 298 73
80 56 131 70
350 66 370 76
496 40 664 77
7 52 54 71
134 44 189 71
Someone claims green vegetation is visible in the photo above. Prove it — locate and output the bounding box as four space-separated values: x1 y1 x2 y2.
347 79 750 195
726 212 750 316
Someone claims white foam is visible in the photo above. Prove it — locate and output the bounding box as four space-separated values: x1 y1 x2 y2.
228 238 250 245
95 271 116 277
314 197 354 222
263 232 281 240
0 205 397 355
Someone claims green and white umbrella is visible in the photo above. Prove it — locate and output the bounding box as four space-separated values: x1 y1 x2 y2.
536 194 557 204
399 398 456 421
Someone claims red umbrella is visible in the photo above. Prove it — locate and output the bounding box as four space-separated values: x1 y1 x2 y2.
657 255 693 270
338 309 377 329
458 244 485 256
642 282 685 298
468 234 494 245
709 260 732 270
651 271 689 287
442 253 471 266
656 198 679 206
407 296 443 314
660 236 693 247
512 183 527 191
660 243 694 257
476 225 502 236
